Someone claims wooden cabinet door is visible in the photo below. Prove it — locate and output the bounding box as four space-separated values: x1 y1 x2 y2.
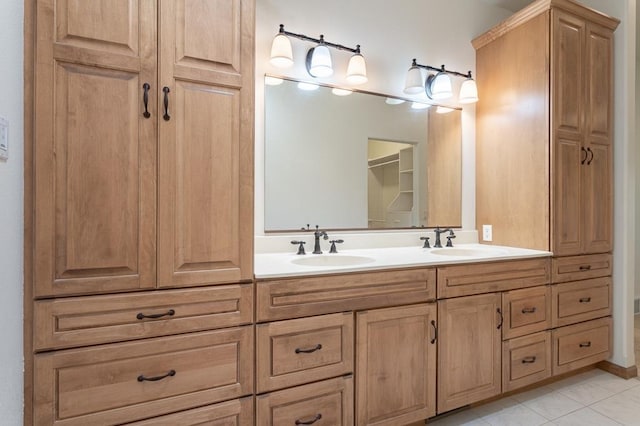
34 0 157 297
437 294 502 414
356 304 436 426
582 22 613 254
551 10 586 256
157 0 254 288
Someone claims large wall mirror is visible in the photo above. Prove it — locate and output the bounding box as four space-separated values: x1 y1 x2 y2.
264 76 462 232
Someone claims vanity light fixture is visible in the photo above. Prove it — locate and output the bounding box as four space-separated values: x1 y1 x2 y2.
297 81 320 91
269 24 368 84
403 59 478 103
411 101 431 110
385 97 405 105
264 76 284 86
331 88 353 96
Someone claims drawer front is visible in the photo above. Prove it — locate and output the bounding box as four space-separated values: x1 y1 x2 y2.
127 397 253 426
34 284 253 351
257 313 354 393
503 332 551 392
256 376 354 426
502 286 551 340
257 268 435 322
553 317 612 375
552 254 612 284
552 277 611 327
34 327 253 425
437 258 550 298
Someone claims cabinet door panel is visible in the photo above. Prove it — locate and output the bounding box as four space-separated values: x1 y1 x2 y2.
356 304 436 426
438 294 501 413
552 136 582 256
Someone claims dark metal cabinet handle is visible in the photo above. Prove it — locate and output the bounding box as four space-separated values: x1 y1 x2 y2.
497 308 504 329
581 147 587 165
295 414 322 425
579 342 592 348
521 307 537 314
522 356 537 364
579 265 592 271
163 86 171 121
142 83 151 118
295 344 322 354
587 147 594 165
430 320 437 344
137 369 176 382
137 309 175 320
579 297 592 303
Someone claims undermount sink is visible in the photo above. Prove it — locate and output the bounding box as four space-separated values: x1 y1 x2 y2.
430 248 509 257
291 255 376 267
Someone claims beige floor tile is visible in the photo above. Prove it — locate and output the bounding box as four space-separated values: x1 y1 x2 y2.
428 409 490 426
590 387 640 425
480 403 549 426
551 407 622 426
519 390 584 420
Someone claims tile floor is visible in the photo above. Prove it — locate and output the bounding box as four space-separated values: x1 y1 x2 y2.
428 368 640 425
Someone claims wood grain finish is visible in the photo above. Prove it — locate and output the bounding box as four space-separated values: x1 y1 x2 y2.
437 258 550 299
551 253 612 283
34 327 253 425
34 283 253 351
256 376 354 426
157 0 254 288
256 313 353 393
356 304 436 425
503 331 552 392
552 317 611 375
256 268 435 322
551 277 612 327
127 397 254 426
437 294 502 414
502 286 551 340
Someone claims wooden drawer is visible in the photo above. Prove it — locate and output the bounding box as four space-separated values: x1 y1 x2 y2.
437 258 550 298
552 277 611 327
552 317 612 375
127 397 253 426
34 327 253 425
502 286 551 340
34 284 253 351
256 376 354 426
551 254 612 284
503 332 551 392
257 268 435 322
257 313 354 393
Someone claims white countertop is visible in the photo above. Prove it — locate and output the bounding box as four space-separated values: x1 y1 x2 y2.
254 243 552 279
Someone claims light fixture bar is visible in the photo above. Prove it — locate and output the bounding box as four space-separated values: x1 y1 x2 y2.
277 24 361 54
409 58 472 80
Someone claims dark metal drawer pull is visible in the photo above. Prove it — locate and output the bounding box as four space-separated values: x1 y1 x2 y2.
295 414 322 425
137 309 175 320
142 83 151 118
497 308 503 329
295 344 322 354
579 297 592 303
163 86 171 121
579 265 592 271
522 356 537 364
430 320 437 344
521 307 537 314
579 342 592 348
137 369 176 382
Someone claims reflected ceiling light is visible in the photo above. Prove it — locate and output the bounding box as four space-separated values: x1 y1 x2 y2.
403 59 479 104
411 102 431 110
297 81 320 91
332 88 353 96
385 97 406 105
436 106 455 114
269 25 367 84
265 76 284 86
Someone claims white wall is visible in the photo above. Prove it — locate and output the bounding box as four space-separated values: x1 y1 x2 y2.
0 0 23 423
255 0 513 234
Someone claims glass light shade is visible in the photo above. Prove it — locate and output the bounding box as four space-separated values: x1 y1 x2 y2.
265 76 284 86
436 106 454 114
385 97 405 105
404 66 424 94
346 53 368 84
306 45 333 78
411 102 430 110
332 88 353 96
459 78 479 104
270 33 293 68
297 81 319 91
426 72 453 100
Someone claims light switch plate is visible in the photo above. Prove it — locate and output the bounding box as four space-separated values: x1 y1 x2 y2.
482 224 492 242
0 116 8 161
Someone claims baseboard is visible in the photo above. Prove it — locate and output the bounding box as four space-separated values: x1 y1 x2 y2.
597 361 638 379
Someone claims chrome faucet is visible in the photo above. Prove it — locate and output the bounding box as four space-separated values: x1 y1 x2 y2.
313 225 329 254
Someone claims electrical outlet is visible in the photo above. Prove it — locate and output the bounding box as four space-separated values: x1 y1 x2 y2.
0 116 8 161
482 224 492 242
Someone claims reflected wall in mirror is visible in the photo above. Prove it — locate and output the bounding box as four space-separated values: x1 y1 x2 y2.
264 77 462 231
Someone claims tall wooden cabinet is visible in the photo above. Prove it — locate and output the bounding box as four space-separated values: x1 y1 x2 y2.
26 0 254 424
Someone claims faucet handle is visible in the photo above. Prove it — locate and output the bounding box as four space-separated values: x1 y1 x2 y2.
329 239 344 253
446 234 456 247
291 240 306 255
420 236 431 248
